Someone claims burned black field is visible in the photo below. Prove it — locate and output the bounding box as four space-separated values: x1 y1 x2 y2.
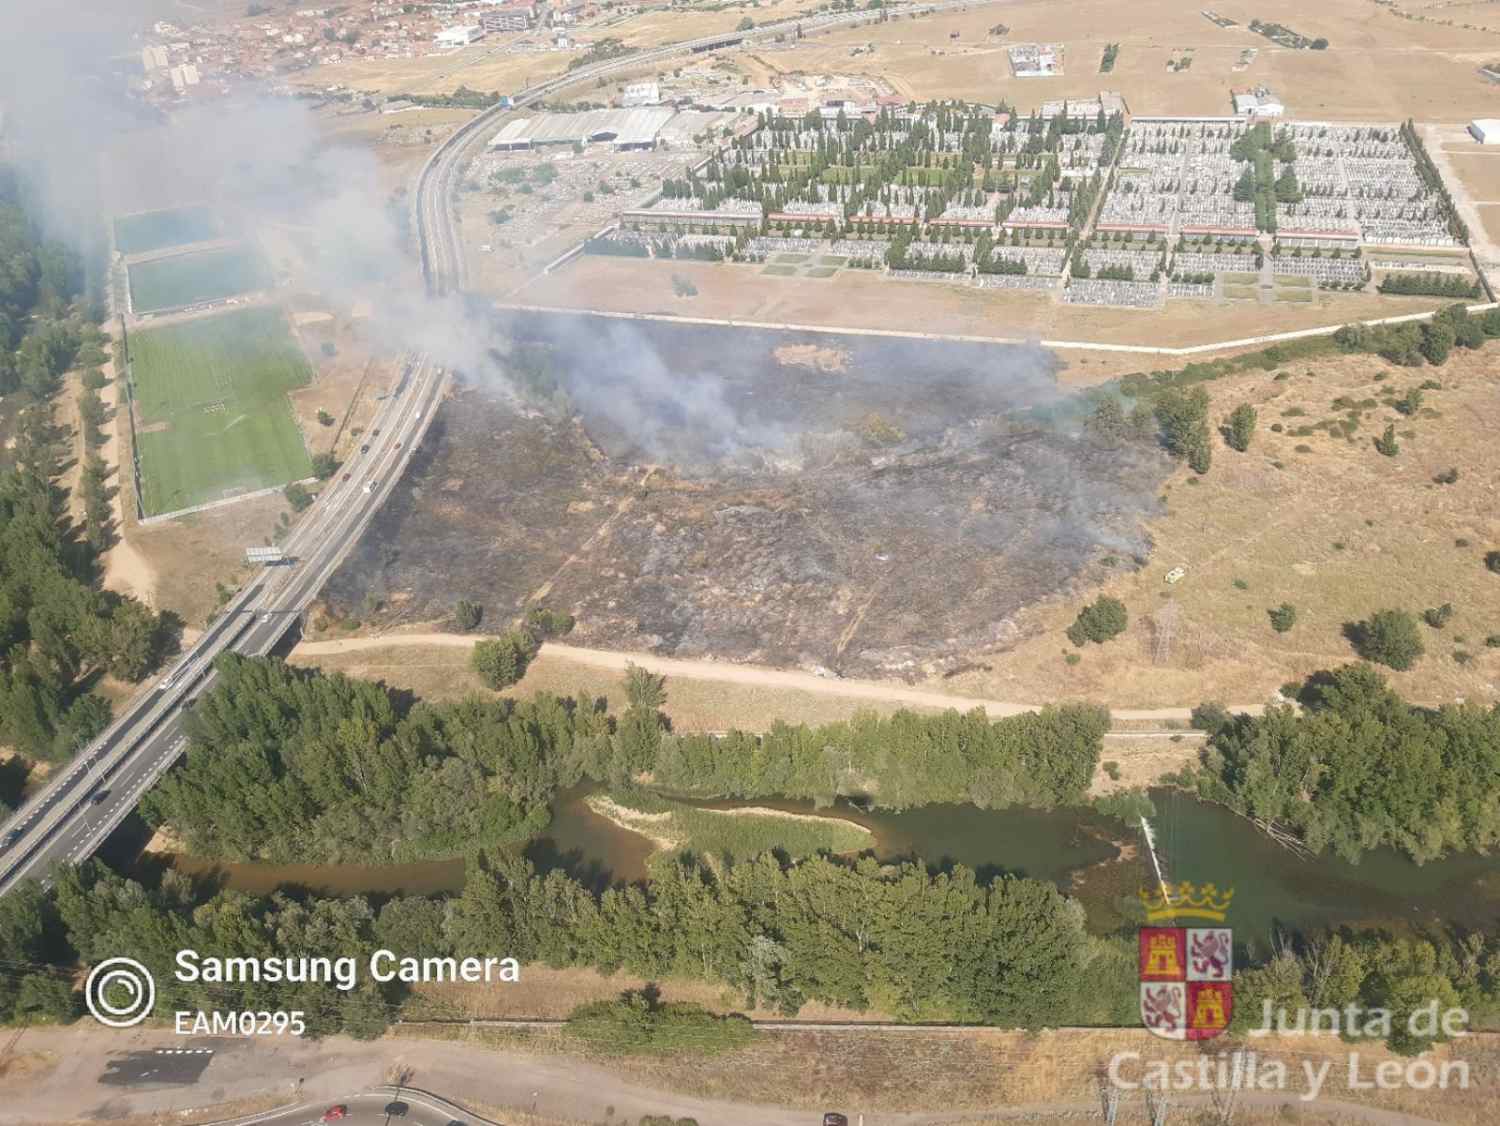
322 314 1172 676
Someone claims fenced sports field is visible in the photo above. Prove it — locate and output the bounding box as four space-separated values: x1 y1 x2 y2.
113 205 220 256
127 307 313 517
127 245 271 314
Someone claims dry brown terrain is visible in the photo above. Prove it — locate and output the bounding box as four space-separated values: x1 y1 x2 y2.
294 41 572 100
283 0 1500 122
744 0 1500 120
520 255 1447 352
292 640 951 731
403 1022 1498 1123
410 963 889 1024
947 343 1500 709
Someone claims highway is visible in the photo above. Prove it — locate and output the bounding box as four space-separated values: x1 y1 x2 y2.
0 0 997 896
0 358 448 895
414 0 997 292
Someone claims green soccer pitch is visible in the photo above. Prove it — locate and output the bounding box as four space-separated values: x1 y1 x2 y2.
128 307 313 516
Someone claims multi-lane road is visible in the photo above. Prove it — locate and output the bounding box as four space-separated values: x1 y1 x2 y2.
0 358 448 895
414 0 996 291
0 0 996 896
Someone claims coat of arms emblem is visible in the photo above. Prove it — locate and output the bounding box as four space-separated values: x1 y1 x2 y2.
1138 881 1233 1040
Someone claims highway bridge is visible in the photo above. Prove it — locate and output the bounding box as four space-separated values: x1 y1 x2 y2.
0 0 994 896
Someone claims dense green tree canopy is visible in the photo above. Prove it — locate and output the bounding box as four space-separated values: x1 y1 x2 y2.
1190 664 1500 862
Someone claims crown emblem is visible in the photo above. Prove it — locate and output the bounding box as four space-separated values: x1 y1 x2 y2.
1139 881 1233 923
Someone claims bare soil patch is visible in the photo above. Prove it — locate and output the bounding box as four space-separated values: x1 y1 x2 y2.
125 491 284 628
772 342 850 372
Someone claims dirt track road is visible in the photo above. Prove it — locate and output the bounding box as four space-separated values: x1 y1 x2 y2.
1 1025 1449 1126
292 633 1262 721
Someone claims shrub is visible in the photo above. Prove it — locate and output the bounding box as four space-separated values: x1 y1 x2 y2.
1066 596 1128 646
1190 701 1231 733
1094 788 1156 824
1487 551 1500 575
283 482 312 512
471 629 540 689
566 994 753 1056
311 451 339 479
1223 403 1257 452
453 599 483 632
1485 635 1500 649
1373 424 1399 457
316 409 335 426
1422 603 1454 629
1351 609 1425 670
1433 467 1459 485
1268 603 1297 633
1393 388 1423 416
1233 578 1249 590
1103 760 1121 781
525 605 576 637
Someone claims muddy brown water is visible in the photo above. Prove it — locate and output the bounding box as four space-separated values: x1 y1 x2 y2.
154 787 1500 945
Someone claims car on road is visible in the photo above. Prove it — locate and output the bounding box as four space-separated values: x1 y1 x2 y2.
90 789 109 805
364 480 375 494
384 1101 409 1118
320 1107 348 1122
343 472 351 482
823 1115 849 1126
360 444 369 453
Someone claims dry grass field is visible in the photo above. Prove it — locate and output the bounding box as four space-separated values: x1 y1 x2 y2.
409 963 886 1023
611 0 817 48
745 0 1500 120
402 1022 1500 1122
1446 152 1500 202
291 41 572 99
521 254 1446 350
290 641 934 731
946 342 1500 710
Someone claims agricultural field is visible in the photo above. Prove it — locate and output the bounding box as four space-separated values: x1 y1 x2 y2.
127 245 272 314
112 204 220 256
128 307 313 516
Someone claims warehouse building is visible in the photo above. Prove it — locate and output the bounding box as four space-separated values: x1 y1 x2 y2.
488 107 678 151
435 24 485 47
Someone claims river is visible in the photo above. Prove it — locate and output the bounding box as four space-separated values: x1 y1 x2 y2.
155 786 1500 945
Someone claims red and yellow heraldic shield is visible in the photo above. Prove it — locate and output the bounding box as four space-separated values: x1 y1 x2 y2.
1138 926 1233 1040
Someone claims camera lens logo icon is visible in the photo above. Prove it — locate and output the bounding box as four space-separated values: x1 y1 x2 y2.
85 958 157 1028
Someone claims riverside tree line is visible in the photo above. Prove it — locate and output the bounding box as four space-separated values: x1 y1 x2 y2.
4 657 1500 1047
143 654 1108 863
